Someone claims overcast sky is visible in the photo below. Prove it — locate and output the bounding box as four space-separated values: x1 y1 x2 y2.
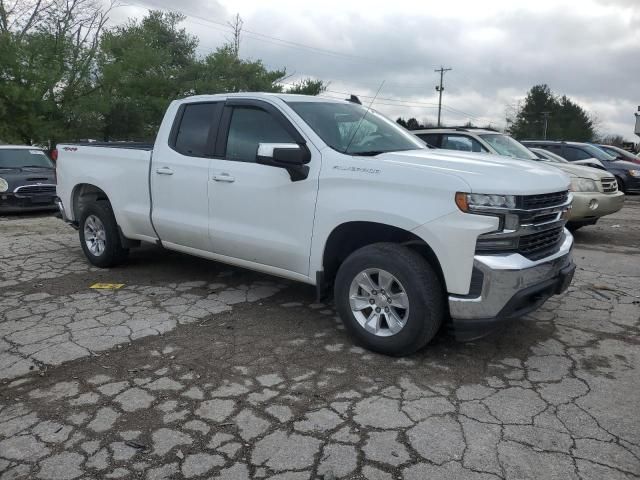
113 0 639 140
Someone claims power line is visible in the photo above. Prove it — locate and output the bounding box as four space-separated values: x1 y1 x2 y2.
124 0 380 63
122 3 500 126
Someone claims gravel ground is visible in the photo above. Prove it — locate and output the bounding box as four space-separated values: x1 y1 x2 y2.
1 197 639 479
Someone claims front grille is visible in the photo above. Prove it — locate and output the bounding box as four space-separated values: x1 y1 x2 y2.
13 185 56 198
518 226 564 260
519 191 569 210
600 177 617 193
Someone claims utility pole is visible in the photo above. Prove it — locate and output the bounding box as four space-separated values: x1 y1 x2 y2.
541 111 551 139
435 67 452 127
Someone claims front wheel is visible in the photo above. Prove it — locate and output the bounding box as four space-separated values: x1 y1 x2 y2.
334 243 445 356
79 202 129 268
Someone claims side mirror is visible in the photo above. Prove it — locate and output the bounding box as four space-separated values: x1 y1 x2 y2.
257 143 311 181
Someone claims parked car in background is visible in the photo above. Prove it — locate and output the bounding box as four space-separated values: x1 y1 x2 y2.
529 148 625 230
596 144 640 165
0 146 57 213
56 93 576 355
522 140 640 193
411 129 625 230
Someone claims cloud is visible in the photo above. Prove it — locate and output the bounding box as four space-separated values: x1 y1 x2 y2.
120 0 640 139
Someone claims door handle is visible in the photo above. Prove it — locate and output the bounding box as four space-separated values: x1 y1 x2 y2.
156 167 174 175
212 173 235 183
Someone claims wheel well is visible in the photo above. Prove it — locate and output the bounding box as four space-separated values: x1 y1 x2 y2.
321 221 445 293
72 184 111 220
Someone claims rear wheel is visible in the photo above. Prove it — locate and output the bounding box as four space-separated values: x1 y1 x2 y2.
79 201 129 268
334 243 444 356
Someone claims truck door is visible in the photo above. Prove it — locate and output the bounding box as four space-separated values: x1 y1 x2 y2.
150 101 223 251
207 99 320 276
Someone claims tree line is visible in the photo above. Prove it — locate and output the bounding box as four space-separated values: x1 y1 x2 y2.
397 84 599 142
0 1 325 146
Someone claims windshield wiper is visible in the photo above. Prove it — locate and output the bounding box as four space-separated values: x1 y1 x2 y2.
20 165 54 169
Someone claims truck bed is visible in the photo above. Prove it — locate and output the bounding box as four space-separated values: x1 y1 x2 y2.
56 143 157 242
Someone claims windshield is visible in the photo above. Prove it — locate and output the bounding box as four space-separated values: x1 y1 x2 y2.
598 145 635 161
286 101 425 155
0 149 54 168
479 134 537 160
581 144 616 162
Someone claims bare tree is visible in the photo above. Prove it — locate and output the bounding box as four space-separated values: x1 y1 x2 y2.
0 0 115 143
226 13 243 58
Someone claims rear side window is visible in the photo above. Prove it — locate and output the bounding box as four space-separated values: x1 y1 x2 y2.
544 145 564 156
173 103 219 157
416 133 441 147
563 147 591 161
225 107 296 162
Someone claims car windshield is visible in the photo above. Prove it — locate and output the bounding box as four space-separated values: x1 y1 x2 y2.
0 149 54 168
286 101 425 155
479 134 537 160
581 144 616 162
599 145 636 161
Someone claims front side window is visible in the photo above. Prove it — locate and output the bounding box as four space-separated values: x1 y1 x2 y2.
441 134 486 153
287 101 424 155
225 107 296 162
479 134 537 160
174 103 218 157
0 149 54 168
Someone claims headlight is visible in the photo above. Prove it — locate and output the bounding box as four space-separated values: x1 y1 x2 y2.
629 170 640 177
570 178 597 192
0 177 8 193
455 192 516 212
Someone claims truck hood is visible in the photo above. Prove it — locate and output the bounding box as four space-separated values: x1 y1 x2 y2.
378 149 570 195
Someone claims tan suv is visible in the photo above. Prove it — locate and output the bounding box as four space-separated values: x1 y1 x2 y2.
413 128 625 230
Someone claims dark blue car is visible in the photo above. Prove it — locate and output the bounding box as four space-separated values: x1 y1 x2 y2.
521 140 640 193
0 146 57 213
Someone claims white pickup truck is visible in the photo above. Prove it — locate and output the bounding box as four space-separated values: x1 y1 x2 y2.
56 93 575 355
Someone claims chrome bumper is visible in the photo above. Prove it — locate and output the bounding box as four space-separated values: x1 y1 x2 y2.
449 229 574 339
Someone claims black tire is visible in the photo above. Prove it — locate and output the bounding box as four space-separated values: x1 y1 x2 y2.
566 222 583 232
79 201 129 268
615 176 626 193
334 242 445 356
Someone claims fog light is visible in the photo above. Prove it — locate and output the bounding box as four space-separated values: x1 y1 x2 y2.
588 199 598 210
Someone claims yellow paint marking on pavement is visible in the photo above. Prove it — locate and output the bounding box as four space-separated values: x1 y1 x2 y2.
90 283 125 290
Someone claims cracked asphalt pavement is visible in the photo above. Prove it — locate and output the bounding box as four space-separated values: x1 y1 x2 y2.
1 197 639 479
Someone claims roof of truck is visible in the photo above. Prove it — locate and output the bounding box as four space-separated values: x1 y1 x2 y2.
177 92 349 104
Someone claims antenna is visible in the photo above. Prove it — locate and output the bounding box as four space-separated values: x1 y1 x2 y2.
343 81 385 154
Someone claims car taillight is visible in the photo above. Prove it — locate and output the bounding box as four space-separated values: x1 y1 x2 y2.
51 148 58 161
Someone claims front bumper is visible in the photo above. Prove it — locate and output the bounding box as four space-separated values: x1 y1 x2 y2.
622 175 640 193
449 230 575 340
0 193 57 212
569 190 624 221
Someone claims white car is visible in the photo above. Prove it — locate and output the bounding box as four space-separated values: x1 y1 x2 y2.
56 93 575 355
